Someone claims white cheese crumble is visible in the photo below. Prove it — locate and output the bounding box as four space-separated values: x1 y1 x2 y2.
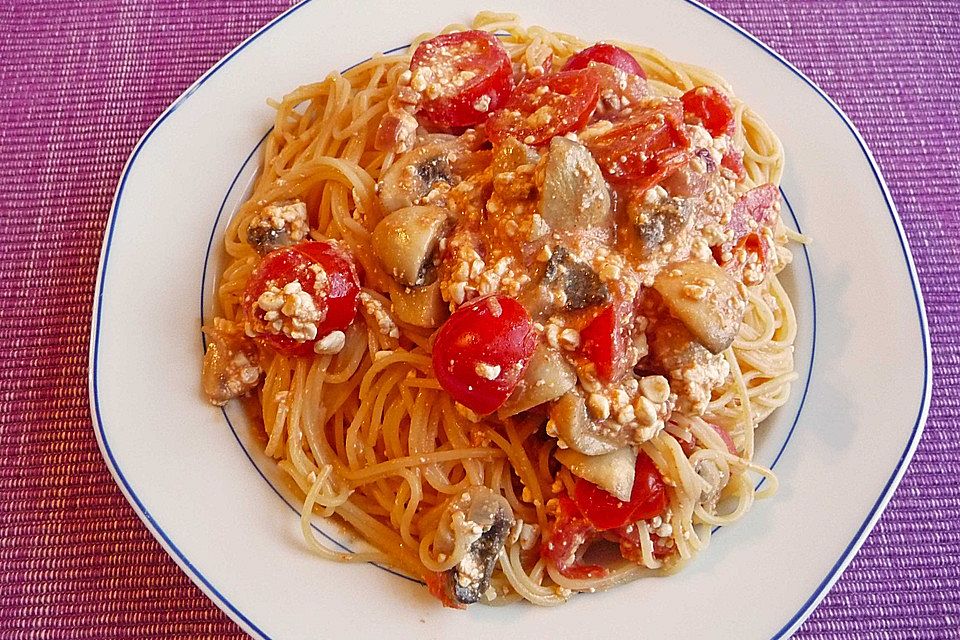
314 330 346 355
359 292 400 339
474 362 501 380
672 352 730 416
252 279 325 342
473 94 492 112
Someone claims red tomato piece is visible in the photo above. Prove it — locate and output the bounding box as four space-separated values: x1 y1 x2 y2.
410 30 514 128
572 452 669 531
587 61 649 115
578 297 633 383
243 241 361 357
681 85 735 137
721 148 745 180
562 42 646 79
541 497 608 579
585 101 690 191
432 295 537 414
713 232 773 284
485 69 601 146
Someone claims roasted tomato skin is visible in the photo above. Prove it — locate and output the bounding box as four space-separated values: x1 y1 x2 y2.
562 42 646 79
578 299 634 383
410 30 515 128
432 295 537 415
585 100 690 191
572 452 669 531
541 497 608 579
681 85 735 137
486 69 601 146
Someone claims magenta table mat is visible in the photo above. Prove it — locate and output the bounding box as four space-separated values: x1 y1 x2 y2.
1 1 957 637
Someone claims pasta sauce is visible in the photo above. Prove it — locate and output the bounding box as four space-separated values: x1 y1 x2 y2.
201 13 799 607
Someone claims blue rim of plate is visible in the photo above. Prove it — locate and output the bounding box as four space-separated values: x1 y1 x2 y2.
89 1 932 639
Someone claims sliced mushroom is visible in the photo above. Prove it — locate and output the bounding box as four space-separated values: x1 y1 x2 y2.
245 200 310 256
201 326 261 406
371 205 450 286
499 343 577 418
628 192 696 259
435 486 514 606
378 139 460 212
653 259 746 354
543 246 610 311
391 280 448 328
555 447 637 501
549 391 619 456
538 136 613 234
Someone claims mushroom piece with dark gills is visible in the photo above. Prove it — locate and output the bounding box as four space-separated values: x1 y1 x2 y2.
433 486 514 606
543 246 610 311
627 190 697 260
245 200 310 256
377 134 480 212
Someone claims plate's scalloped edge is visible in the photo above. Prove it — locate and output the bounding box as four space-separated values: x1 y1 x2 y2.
88 1 933 639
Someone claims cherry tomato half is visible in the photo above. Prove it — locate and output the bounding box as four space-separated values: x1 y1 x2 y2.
243 241 360 357
585 100 690 191
541 497 608 579
432 294 537 415
410 30 514 129
561 42 646 79
485 69 601 146
681 85 735 137
572 452 668 531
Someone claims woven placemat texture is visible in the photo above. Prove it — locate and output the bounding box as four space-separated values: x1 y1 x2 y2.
1 1 957 637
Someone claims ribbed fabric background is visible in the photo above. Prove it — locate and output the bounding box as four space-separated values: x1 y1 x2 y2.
1 1 957 637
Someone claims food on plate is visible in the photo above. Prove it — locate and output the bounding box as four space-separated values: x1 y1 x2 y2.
201 13 803 607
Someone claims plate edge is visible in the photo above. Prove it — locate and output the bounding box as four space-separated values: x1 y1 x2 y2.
87 2 935 639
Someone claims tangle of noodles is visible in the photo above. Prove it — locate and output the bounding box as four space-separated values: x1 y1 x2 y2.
204 12 801 606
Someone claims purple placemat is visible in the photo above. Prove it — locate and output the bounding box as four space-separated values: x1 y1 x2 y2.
1 1 957 637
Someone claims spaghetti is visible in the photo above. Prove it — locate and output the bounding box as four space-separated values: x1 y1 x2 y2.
200 13 799 607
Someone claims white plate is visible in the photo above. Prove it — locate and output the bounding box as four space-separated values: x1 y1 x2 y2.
89 1 931 638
